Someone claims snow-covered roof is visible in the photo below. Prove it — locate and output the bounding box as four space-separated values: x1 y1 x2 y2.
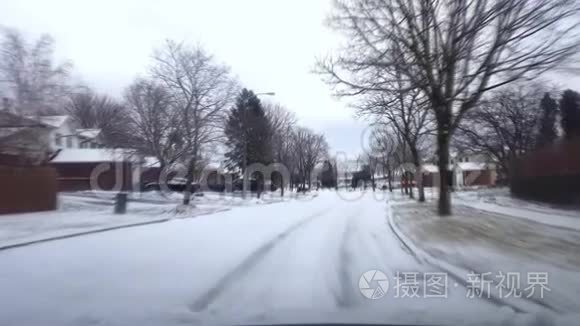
76 128 101 139
34 115 69 128
456 162 488 171
51 148 139 163
422 164 439 173
143 156 161 168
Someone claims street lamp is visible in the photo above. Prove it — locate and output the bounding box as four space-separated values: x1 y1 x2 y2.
242 91 275 199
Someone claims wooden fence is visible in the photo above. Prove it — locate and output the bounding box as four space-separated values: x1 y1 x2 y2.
0 165 57 214
511 139 580 204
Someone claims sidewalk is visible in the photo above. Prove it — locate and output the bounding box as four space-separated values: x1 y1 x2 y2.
0 190 310 251
388 198 580 315
0 194 179 250
455 188 580 232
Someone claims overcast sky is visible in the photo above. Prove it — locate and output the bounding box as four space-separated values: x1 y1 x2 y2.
3 0 580 159
0 0 371 157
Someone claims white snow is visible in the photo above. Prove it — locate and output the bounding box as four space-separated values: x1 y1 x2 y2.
0 191 299 249
0 190 561 326
455 162 489 171
76 128 101 139
34 115 69 128
456 188 580 231
50 148 139 163
391 190 580 318
143 156 161 168
422 163 439 173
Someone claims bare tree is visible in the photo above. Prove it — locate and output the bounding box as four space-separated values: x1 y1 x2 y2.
151 40 237 205
265 102 297 196
357 84 434 201
0 28 71 113
124 78 183 168
318 0 580 215
293 128 329 189
66 88 131 147
456 83 546 182
369 126 400 192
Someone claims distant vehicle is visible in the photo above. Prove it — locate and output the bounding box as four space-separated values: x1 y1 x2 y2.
296 186 310 193
143 178 201 193
232 179 259 192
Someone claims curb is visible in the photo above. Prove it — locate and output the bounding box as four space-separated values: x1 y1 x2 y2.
386 201 552 315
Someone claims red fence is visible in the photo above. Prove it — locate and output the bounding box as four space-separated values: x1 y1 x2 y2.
0 165 57 214
511 138 580 203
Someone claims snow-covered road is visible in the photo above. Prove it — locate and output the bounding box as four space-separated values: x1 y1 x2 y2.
0 191 526 326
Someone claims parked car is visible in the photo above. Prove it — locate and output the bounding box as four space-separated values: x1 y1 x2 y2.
143 178 201 193
232 179 259 192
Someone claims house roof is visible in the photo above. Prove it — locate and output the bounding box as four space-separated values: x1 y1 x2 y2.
51 148 139 163
34 115 69 128
76 128 101 139
422 164 439 173
143 156 161 168
455 162 488 171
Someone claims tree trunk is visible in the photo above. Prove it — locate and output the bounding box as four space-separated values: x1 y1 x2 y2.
280 176 285 197
415 164 425 202
437 127 452 216
387 169 393 192
408 172 415 199
182 156 197 206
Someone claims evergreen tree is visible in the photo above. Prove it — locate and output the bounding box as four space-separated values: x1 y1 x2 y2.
224 89 273 176
536 93 558 148
560 90 580 140
320 160 337 188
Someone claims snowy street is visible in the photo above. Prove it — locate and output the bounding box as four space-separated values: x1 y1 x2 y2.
0 190 520 326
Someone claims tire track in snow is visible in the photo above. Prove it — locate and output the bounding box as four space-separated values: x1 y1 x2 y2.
334 212 359 308
189 208 329 312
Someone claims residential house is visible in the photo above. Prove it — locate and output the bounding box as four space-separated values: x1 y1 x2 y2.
421 153 497 188
50 148 139 192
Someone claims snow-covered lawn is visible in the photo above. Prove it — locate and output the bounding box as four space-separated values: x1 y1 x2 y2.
0 190 548 326
0 190 301 249
455 188 580 231
391 195 580 315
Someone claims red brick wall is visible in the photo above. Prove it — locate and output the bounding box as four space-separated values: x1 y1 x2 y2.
0 165 57 214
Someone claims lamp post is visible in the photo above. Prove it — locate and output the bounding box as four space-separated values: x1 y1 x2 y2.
242 91 275 199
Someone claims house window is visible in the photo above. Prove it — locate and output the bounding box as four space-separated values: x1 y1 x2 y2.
55 133 62 147
66 136 73 148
